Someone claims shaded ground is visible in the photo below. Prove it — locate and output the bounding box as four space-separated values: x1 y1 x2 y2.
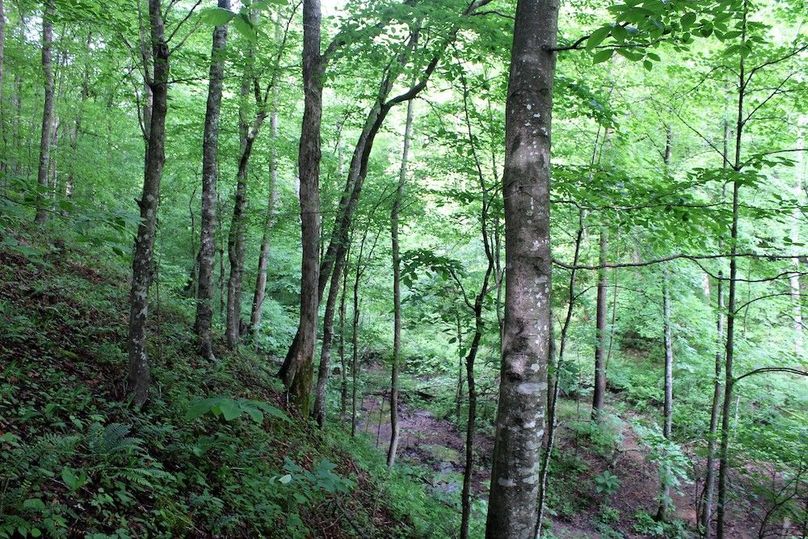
359 389 493 498
358 370 783 538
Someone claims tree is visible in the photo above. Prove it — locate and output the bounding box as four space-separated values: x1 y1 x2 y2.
34 0 54 224
386 84 415 467
126 0 170 406
280 0 323 414
195 0 230 361
485 0 558 536
591 227 608 419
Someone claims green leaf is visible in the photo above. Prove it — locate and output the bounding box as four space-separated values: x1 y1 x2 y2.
186 398 217 420
22 498 46 512
218 399 241 421
681 12 696 28
61 467 89 491
592 49 614 64
586 26 612 50
233 13 257 41
199 7 235 26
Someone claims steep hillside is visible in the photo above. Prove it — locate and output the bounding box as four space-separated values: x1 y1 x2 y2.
0 234 453 538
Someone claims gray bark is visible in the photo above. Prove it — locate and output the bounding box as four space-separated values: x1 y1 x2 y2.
387 92 415 468
657 275 674 521
195 0 229 360
592 228 608 419
485 0 558 536
126 0 168 407
279 0 323 415
34 0 54 224
717 5 747 535
702 121 729 538
249 14 284 338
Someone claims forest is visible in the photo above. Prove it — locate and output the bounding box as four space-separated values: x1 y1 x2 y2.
0 0 806 537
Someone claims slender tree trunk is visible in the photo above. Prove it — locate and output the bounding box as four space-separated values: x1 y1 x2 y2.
279 0 323 415
791 125 804 358
702 271 724 537
0 0 6 174
249 105 279 335
486 0 558 535
387 93 414 468
339 243 350 420
126 0 168 407
249 16 283 337
64 32 91 208
536 209 585 537
350 258 361 437
592 228 608 419
702 120 729 539
34 0 55 224
195 0 229 360
657 126 674 522
717 6 747 535
225 50 256 350
313 248 347 426
657 275 674 521
455 314 464 420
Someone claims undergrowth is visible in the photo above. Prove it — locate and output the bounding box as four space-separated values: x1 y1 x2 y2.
0 231 456 538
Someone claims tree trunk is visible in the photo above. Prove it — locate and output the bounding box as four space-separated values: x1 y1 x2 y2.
702 271 724 537
717 5 747 535
455 314 464 421
486 0 558 536
225 48 257 350
64 32 91 209
339 243 350 420
195 0 229 360
313 248 347 426
350 256 361 437
537 209 585 538
0 0 6 174
791 124 804 358
249 16 283 337
657 275 674 521
702 120 729 539
279 0 323 415
387 93 414 468
249 107 279 335
126 0 168 407
34 0 54 224
592 228 608 420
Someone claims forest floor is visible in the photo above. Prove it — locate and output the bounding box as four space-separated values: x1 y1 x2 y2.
358 367 764 539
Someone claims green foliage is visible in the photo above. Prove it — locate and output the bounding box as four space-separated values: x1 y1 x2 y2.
594 470 621 497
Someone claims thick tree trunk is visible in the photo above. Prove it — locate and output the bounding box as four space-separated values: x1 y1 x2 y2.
195 0 229 360
486 0 558 536
592 228 608 419
279 0 323 415
126 0 168 407
34 0 54 224
387 94 414 468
